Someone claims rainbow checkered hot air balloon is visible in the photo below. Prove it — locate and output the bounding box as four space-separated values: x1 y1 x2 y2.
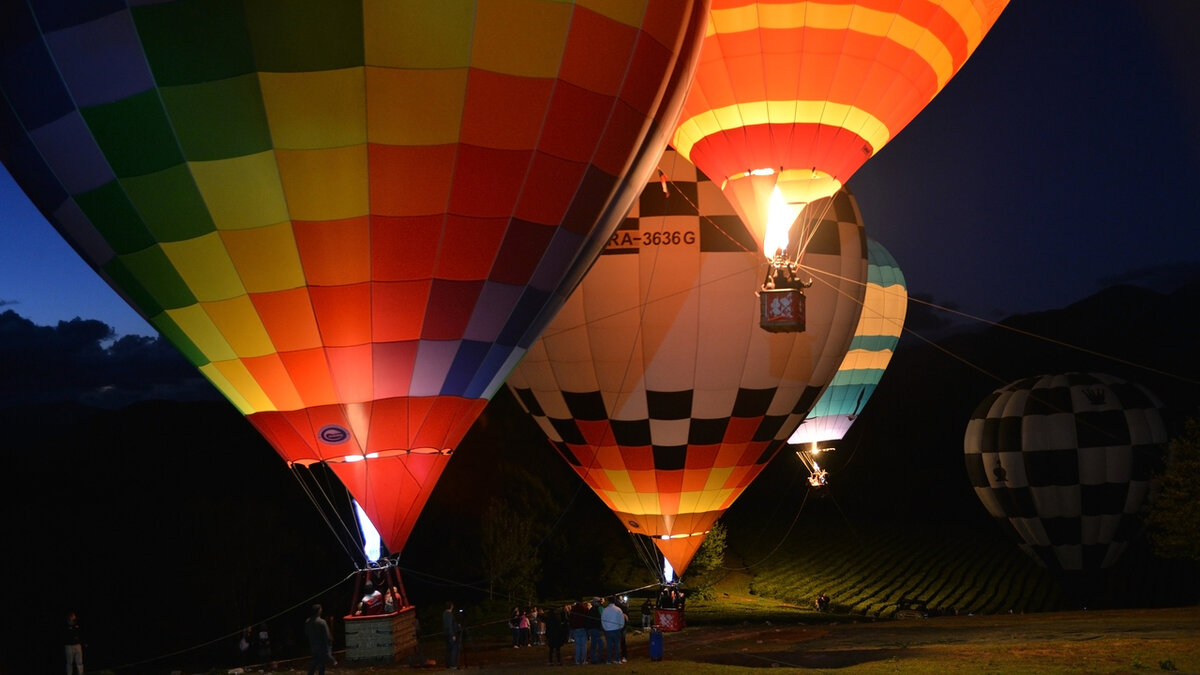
0 1 707 557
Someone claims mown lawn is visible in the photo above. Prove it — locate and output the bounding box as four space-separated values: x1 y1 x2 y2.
233 602 1200 675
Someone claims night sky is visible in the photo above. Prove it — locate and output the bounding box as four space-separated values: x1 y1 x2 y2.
3 2 1199 339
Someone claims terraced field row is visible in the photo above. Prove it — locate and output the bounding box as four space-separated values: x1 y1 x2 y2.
735 518 1062 617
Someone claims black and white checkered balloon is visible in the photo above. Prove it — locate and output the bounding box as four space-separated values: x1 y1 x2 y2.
963 373 1167 572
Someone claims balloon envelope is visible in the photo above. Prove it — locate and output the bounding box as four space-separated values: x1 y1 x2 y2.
672 0 1007 255
789 238 906 447
0 1 707 553
507 149 867 575
963 373 1168 572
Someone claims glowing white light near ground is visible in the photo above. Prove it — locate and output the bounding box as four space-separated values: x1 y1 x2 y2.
663 556 675 584
764 186 802 258
354 500 382 562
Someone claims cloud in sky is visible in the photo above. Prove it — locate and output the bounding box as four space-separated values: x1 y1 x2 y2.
0 309 219 408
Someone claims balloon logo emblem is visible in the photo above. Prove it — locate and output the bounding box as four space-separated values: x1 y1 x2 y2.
319 425 350 445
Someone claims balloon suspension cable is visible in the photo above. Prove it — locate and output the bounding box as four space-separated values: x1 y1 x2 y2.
762 190 838 292
722 481 813 572
535 167 769 343
660 166 755 254
288 464 369 567
628 531 669 584
799 264 1200 389
761 252 813 293
106 568 358 673
787 192 838 267
348 558 410 613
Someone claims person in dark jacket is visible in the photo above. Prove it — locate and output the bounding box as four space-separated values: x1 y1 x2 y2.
545 604 568 666
65 612 84 675
640 597 654 632
586 597 605 664
443 601 462 670
304 604 334 675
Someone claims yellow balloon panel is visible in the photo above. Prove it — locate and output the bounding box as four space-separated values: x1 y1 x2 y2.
259 68 367 149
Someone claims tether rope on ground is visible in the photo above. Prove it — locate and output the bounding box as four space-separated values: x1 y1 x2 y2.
103 569 358 672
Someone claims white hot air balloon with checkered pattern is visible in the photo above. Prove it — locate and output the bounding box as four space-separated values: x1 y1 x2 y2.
507 149 867 577
964 373 1169 573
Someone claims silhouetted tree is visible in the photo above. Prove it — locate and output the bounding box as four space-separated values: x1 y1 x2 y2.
480 497 539 601
686 521 728 598
1146 411 1200 563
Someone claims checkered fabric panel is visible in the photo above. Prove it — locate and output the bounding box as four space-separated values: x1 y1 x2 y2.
963 372 1168 571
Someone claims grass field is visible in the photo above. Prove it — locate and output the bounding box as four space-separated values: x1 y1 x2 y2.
181 511 1200 674
730 517 1063 617
248 599 1200 674
217 555 1200 675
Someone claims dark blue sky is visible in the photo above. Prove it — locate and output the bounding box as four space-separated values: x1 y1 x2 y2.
849 1 1200 318
2 1 1198 339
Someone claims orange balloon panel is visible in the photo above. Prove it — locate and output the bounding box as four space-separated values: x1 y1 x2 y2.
656 536 709 578
507 149 868 575
0 2 708 554
672 0 1007 252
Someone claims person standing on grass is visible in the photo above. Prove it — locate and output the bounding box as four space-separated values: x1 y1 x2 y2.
601 596 626 664
586 597 605 664
64 611 84 675
443 601 462 670
304 604 334 675
518 609 531 647
568 598 589 665
545 603 568 666
509 607 522 648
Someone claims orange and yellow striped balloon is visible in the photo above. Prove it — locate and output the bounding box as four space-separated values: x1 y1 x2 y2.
673 0 1006 255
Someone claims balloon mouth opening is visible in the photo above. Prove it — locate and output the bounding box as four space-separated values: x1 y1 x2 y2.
719 167 841 259
289 447 452 466
658 531 708 540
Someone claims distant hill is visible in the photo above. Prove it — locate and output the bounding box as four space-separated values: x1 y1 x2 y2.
721 281 1200 610
837 281 1200 515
